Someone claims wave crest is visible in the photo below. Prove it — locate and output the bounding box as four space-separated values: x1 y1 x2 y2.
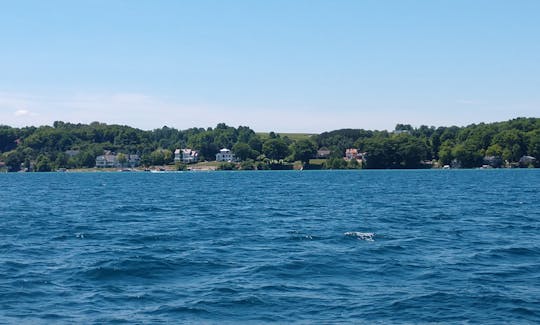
344 232 375 241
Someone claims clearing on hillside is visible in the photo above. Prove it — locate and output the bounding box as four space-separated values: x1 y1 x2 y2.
256 132 316 141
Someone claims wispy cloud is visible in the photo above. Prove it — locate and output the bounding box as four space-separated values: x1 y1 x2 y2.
14 109 32 116
0 91 353 132
0 92 251 130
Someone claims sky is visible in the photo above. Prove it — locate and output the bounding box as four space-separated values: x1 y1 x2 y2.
0 0 539 132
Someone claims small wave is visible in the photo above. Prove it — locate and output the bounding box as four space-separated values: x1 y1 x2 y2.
82 258 176 280
289 234 315 241
150 304 210 316
344 232 375 241
112 205 170 213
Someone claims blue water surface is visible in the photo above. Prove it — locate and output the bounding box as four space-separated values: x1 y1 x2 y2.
1 170 539 323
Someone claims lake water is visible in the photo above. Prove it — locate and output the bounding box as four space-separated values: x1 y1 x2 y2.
1 170 539 323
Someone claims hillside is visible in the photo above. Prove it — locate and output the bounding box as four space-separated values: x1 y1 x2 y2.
1 118 539 171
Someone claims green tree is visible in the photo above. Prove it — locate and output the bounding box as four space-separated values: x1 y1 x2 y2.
492 129 525 162
162 149 173 164
78 151 97 168
2 150 23 172
438 141 454 166
189 132 218 161
0 127 18 153
248 136 263 153
292 139 317 165
232 142 254 161
485 144 503 157
54 152 69 168
140 153 152 167
394 134 428 168
363 138 393 169
451 143 482 168
324 157 347 169
117 153 127 168
527 131 540 159
35 154 52 172
262 138 290 161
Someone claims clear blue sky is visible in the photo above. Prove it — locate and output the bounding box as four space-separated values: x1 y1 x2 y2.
1 0 538 132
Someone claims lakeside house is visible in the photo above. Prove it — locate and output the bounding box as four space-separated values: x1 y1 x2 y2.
95 153 118 168
345 148 366 161
345 148 358 160
95 152 140 168
216 148 235 162
174 148 199 164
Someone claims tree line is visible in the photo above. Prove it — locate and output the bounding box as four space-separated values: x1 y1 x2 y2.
314 118 539 168
0 121 315 171
0 117 539 171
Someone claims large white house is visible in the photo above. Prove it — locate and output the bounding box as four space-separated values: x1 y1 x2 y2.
216 148 235 162
174 148 199 163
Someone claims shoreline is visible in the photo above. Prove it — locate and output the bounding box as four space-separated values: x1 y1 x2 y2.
3 166 537 173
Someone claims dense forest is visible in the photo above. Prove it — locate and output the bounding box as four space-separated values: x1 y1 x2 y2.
0 118 539 171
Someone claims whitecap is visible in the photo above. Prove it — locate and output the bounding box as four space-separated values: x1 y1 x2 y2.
344 231 374 241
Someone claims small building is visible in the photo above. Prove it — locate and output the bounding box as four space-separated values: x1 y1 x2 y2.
175 148 199 164
345 148 358 160
519 155 537 167
65 150 80 157
95 153 140 168
345 149 366 161
216 148 235 162
316 149 331 158
126 154 140 167
483 156 503 168
96 154 118 168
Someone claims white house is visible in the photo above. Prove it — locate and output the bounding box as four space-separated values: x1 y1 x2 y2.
175 148 199 163
216 148 235 162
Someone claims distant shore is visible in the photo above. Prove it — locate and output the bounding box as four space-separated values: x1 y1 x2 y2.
1 118 538 172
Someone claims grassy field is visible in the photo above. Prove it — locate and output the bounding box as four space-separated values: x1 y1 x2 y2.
308 159 326 166
256 132 316 141
192 161 221 167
